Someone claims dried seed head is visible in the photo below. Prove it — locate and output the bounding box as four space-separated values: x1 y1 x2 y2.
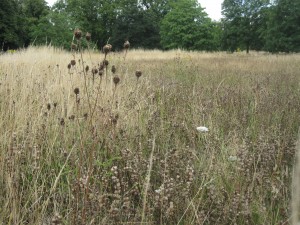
99 70 103 76
47 103 51 111
103 59 109 66
113 76 120 85
85 65 89 72
111 65 116 74
60 118 65 126
74 88 80 95
124 40 130 49
85 32 91 41
92 67 98 75
67 63 71 69
74 29 82 40
71 43 77 50
103 44 112 54
69 115 75 121
99 63 104 70
135 70 142 78
70 60 76 66
53 102 57 108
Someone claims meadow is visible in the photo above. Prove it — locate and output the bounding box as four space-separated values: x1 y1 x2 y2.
0 46 300 224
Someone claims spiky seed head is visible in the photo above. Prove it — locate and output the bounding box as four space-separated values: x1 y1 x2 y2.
71 43 77 50
67 63 71 69
70 60 76 66
135 70 142 78
111 65 116 74
99 64 104 70
99 70 103 76
85 32 91 41
103 59 109 66
124 40 130 49
113 76 120 85
74 29 82 40
85 65 89 72
92 68 98 75
103 44 112 54
74 87 80 95
47 103 51 111
53 102 57 108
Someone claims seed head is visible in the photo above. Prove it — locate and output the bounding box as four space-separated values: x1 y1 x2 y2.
99 70 103 76
124 40 130 49
103 59 109 66
135 70 142 78
70 60 76 66
74 29 82 40
85 32 91 41
47 103 51 111
67 63 71 69
53 102 57 108
111 65 116 74
92 68 98 75
103 44 112 54
85 65 89 72
74 87 80 95
113 76 120 85
71 43 77 50
60 118 65 126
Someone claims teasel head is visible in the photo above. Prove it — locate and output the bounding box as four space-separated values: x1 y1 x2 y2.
85 32 91 42
111 65 116 74
103 59 109 66
99 63 104 71
74 87 80 95
92 67 98 75
113 76 120 86
85 65 89 72
103 44 112 54
67 63 71 70
74 29 82 40
47 103 51 111
99 70 103 77
135 70 142 79
124 40 130 49
70 59 76 66
53 102 57 108
71 43 77 50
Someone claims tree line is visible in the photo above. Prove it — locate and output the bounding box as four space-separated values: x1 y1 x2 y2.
0 0 299 52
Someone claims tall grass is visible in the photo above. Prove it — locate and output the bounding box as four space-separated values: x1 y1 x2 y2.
0 46 300 224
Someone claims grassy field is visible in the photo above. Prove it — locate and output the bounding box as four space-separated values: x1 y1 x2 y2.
0 47 300 224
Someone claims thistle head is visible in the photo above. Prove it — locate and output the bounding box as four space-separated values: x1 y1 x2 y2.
74 29 82 40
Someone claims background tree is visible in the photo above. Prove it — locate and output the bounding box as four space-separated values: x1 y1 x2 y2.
160 0 220 51
264 0 300 52
221 0 270 53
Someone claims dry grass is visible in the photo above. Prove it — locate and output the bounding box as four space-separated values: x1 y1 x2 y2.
0 46 300 224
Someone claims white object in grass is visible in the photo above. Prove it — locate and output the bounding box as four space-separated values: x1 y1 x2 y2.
196 126 209 132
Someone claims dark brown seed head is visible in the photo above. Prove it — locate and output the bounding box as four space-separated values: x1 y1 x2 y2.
135 70 142 78
60 118 65 126
103 44 112 54
99 70 103 76
92 68 98 75
53 102 57 108
67 63 71 69
111 65 116 74
71 43 77 50
74 88 80 95
113 76 120 85
85 65 89 72
85 32 91 41
124 40 130 49
47 103 51 111
74 29 82 40
103 59 109 66
99 64 104 70
71 60 76 66
69 115 75 121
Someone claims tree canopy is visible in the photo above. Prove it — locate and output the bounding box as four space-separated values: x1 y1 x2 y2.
0 0 299 52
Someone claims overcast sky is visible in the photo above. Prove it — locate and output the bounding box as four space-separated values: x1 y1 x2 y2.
45 0 223 21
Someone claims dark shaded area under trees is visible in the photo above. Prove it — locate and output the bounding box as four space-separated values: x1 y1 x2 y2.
0 0 299 52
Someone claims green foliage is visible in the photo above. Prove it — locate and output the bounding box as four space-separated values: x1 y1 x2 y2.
160 0 220 50
264 0 300 52
221 0 270 52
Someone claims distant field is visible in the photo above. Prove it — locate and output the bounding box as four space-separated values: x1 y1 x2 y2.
1 47 300 224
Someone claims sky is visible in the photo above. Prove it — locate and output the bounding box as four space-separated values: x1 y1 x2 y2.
45 0 223 21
